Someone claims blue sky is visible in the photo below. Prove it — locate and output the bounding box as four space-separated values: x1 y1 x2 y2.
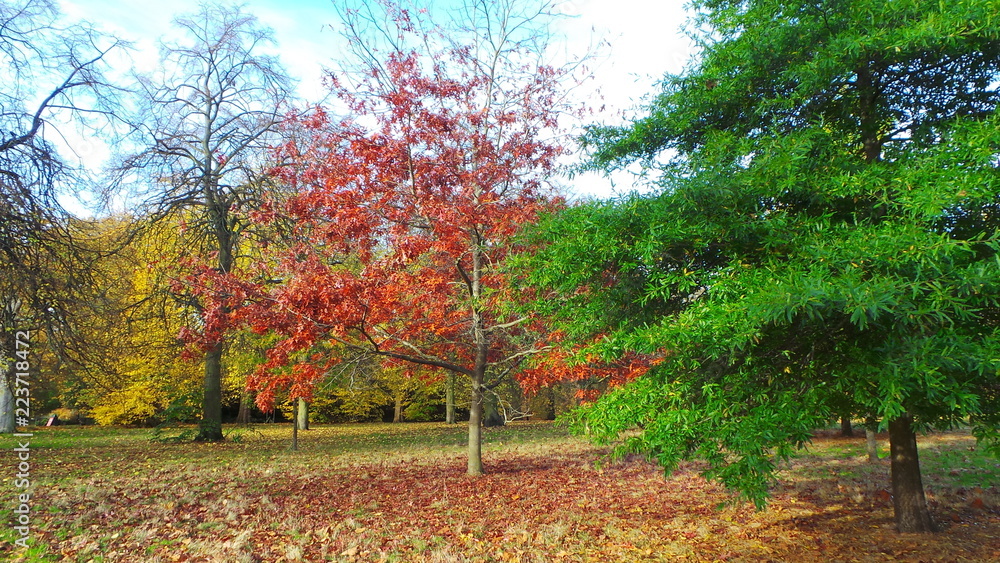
56 0 695 200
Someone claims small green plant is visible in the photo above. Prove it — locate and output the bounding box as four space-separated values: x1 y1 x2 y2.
150 425 195 444
225 424 264 444
149 392 200 443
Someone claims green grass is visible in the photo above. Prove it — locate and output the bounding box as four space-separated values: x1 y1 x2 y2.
789 427 1000 488
920 436 1000 489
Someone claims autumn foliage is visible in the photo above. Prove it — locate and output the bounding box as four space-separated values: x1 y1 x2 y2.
518 333 654 402
239 47 562 385
174 6 594 472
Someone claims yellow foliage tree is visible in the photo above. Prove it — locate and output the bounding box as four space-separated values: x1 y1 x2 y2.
56 216 201 425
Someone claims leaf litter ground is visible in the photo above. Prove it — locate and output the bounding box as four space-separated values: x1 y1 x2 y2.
1 422 997 562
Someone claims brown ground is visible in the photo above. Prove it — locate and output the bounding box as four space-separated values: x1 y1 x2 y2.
3 423 998 562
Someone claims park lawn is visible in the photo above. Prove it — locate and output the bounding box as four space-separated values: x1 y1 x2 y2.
1 421 998 562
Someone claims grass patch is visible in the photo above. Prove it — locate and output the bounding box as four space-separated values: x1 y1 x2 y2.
1 422 997 561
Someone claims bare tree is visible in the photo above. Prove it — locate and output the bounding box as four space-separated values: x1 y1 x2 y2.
0 0 129 432
115 2 293 441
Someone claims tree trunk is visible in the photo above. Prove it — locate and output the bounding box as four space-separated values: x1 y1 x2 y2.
196 343 224 441
445 372 456 424
291 417 298 451
888 415 936 532
393 392 404 423
483 390 505 427
467 370 484 476
1 324 18 433
0 374 14 434
529 386 555 421
866 427 879 463
857 62 884 164
466 238 487 476
236 392 251 424
196 164 231 442
841 416 854 437
296 398 309 430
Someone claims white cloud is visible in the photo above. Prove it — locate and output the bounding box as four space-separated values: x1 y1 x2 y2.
551 0 695 199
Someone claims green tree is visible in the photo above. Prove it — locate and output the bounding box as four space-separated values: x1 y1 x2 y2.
525 0 1000 533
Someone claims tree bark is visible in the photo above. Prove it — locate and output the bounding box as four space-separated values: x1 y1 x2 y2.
467 369 484 476
466 238 487 476
445 372 456 424
841 416 854 437
866 427 879 463
193 66 234 441
196 343 224 441
0 374 14 433
483 390 505 427
296 398 309 430
856 61 884 164
1 322 19 433
393 392 404 423
236 392 251 424
291 417 298 451
888 414 936 532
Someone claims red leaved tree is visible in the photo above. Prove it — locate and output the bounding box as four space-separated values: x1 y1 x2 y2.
208 2 580 475
518 332 656 404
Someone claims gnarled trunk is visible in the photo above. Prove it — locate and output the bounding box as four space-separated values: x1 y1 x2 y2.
888 414 936 532
2 313 22 433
